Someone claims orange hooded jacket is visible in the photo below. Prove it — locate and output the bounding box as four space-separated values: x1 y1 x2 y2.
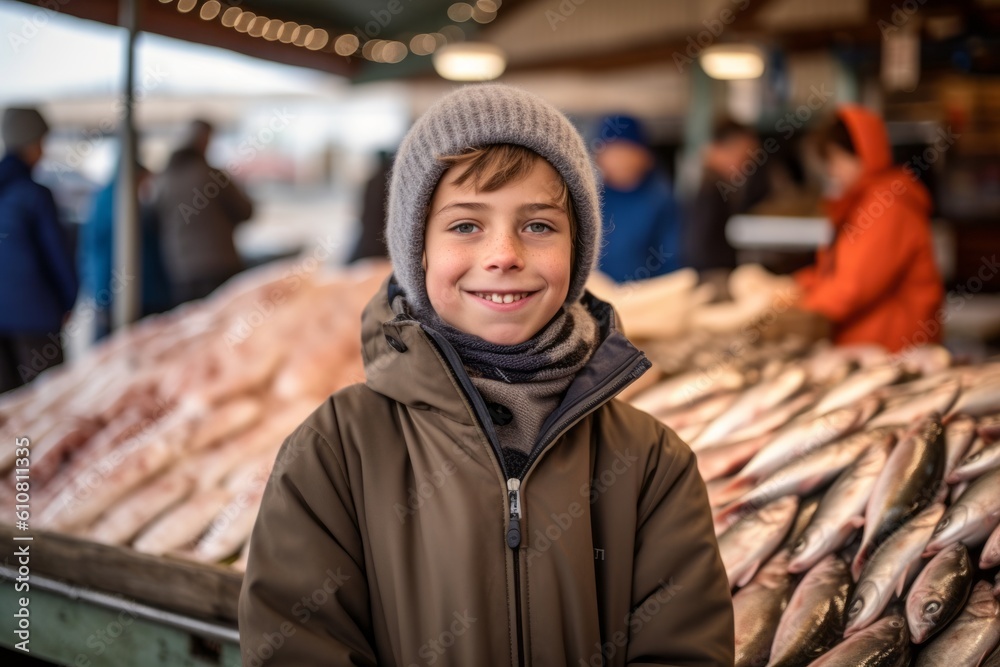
795 105 944 352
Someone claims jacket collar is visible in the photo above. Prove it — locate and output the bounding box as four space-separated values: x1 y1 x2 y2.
361 276 650 460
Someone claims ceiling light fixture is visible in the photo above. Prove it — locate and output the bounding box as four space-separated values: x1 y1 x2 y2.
699 44 765 80
433 42 506 81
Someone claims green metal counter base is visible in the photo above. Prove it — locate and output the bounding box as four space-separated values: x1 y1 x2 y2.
1 568 241 667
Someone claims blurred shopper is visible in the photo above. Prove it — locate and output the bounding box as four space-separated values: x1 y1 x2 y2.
593 114 681 282
80 163 172 342
347 150 392 263
684 120 771 276
777 106 943 352
155 119 253 304
0 107 78 392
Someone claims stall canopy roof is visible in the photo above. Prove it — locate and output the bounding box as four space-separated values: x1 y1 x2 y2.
12 0 529 80
13 0 1000 81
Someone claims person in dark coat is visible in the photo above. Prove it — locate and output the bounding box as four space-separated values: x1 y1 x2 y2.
0 107 78 393
592 114 681 283
684 120 770 275
154 119 253 304
347 150 393 263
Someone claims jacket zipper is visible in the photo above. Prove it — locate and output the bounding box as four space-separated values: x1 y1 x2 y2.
420 324 649 667
507 478 525 667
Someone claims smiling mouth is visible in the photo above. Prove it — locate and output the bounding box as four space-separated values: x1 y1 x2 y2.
471 291 536 304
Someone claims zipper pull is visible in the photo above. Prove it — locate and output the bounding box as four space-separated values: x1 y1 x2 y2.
506 478 521 549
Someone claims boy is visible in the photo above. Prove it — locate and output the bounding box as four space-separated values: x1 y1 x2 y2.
239 85 733 666
788 105 943 352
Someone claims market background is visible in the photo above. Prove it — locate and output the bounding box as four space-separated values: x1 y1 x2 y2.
1 0 1000 665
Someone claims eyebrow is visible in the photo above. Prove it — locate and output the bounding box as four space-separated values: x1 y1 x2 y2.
433 201 566 216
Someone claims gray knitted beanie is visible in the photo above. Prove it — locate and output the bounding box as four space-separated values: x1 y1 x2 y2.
386 84 602 317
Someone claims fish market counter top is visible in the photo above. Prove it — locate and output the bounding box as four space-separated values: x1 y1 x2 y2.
0 523 242 666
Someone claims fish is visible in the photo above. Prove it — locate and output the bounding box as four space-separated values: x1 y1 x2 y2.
655 390 740 430
944 415 979 477
891 344 952 377
784 494 823 551
692 367 807 448
980 521 1000 569
808 604 910 667
906 542 974 643
185 396 262 452
718 495 798 588
35 435 183 531
924 467 1000 556
696 434 771 483
915 581 1000 666
87 470 196 545
730 399 877 486
980 413 1000 442
853 416 946 579
717 427 889 526
812 364 900 415
628 368 744 415
132 487 235 556
733 550 795 667
190 481 265 563
767 554 852 667
868 379 960 428
947 374 1000 420
715 389 819 446
844 504 947 636
948 439 1000 484
789 437 893 574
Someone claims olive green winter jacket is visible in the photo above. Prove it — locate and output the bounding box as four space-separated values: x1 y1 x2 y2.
239 278 734 666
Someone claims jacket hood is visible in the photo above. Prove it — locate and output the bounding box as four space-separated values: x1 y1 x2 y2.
837 105 893 175
360 275 648 429
825 106 931 226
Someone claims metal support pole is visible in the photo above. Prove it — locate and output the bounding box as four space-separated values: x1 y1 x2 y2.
113 0 141 331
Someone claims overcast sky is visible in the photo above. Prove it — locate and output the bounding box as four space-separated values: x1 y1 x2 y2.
0 0 342 105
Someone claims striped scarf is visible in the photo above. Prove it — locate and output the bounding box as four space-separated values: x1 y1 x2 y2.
399 294 599 477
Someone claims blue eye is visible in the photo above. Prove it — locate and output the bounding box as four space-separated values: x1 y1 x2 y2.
452 222 477 234
526 222 552 233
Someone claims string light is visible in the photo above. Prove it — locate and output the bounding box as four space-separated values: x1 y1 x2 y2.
173 0 490 61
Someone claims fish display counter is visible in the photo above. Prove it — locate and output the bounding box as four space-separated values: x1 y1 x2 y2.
630 338 1000 665
1 258 998 665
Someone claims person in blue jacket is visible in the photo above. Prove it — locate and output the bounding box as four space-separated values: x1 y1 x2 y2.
592 114 680 283
79 163 173 341
0 107 78 393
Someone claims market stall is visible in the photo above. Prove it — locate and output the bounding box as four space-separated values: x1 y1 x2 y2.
3 258 1000 664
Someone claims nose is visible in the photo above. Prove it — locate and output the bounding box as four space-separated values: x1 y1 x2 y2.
482 230 524 272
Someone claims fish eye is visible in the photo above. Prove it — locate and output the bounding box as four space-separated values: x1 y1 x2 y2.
889 618 904 628
848 598 864 617
792 538 806 554
968 453 981 462
933 518 949 534
925 601 941 615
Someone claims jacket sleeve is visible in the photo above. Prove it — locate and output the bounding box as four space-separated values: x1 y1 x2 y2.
239 417 377 666
793 263 819 291
215 167 254 225
798 201 916 324
626 431 735 666
31 187 79 313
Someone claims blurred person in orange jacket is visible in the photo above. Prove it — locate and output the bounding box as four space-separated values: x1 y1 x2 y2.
771 105 943 353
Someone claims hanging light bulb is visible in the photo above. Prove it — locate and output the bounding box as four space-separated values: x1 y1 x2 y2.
432 42 506 81
699 44 765 80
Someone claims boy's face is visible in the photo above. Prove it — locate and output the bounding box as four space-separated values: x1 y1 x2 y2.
425 157 573 345
823 143 864 197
